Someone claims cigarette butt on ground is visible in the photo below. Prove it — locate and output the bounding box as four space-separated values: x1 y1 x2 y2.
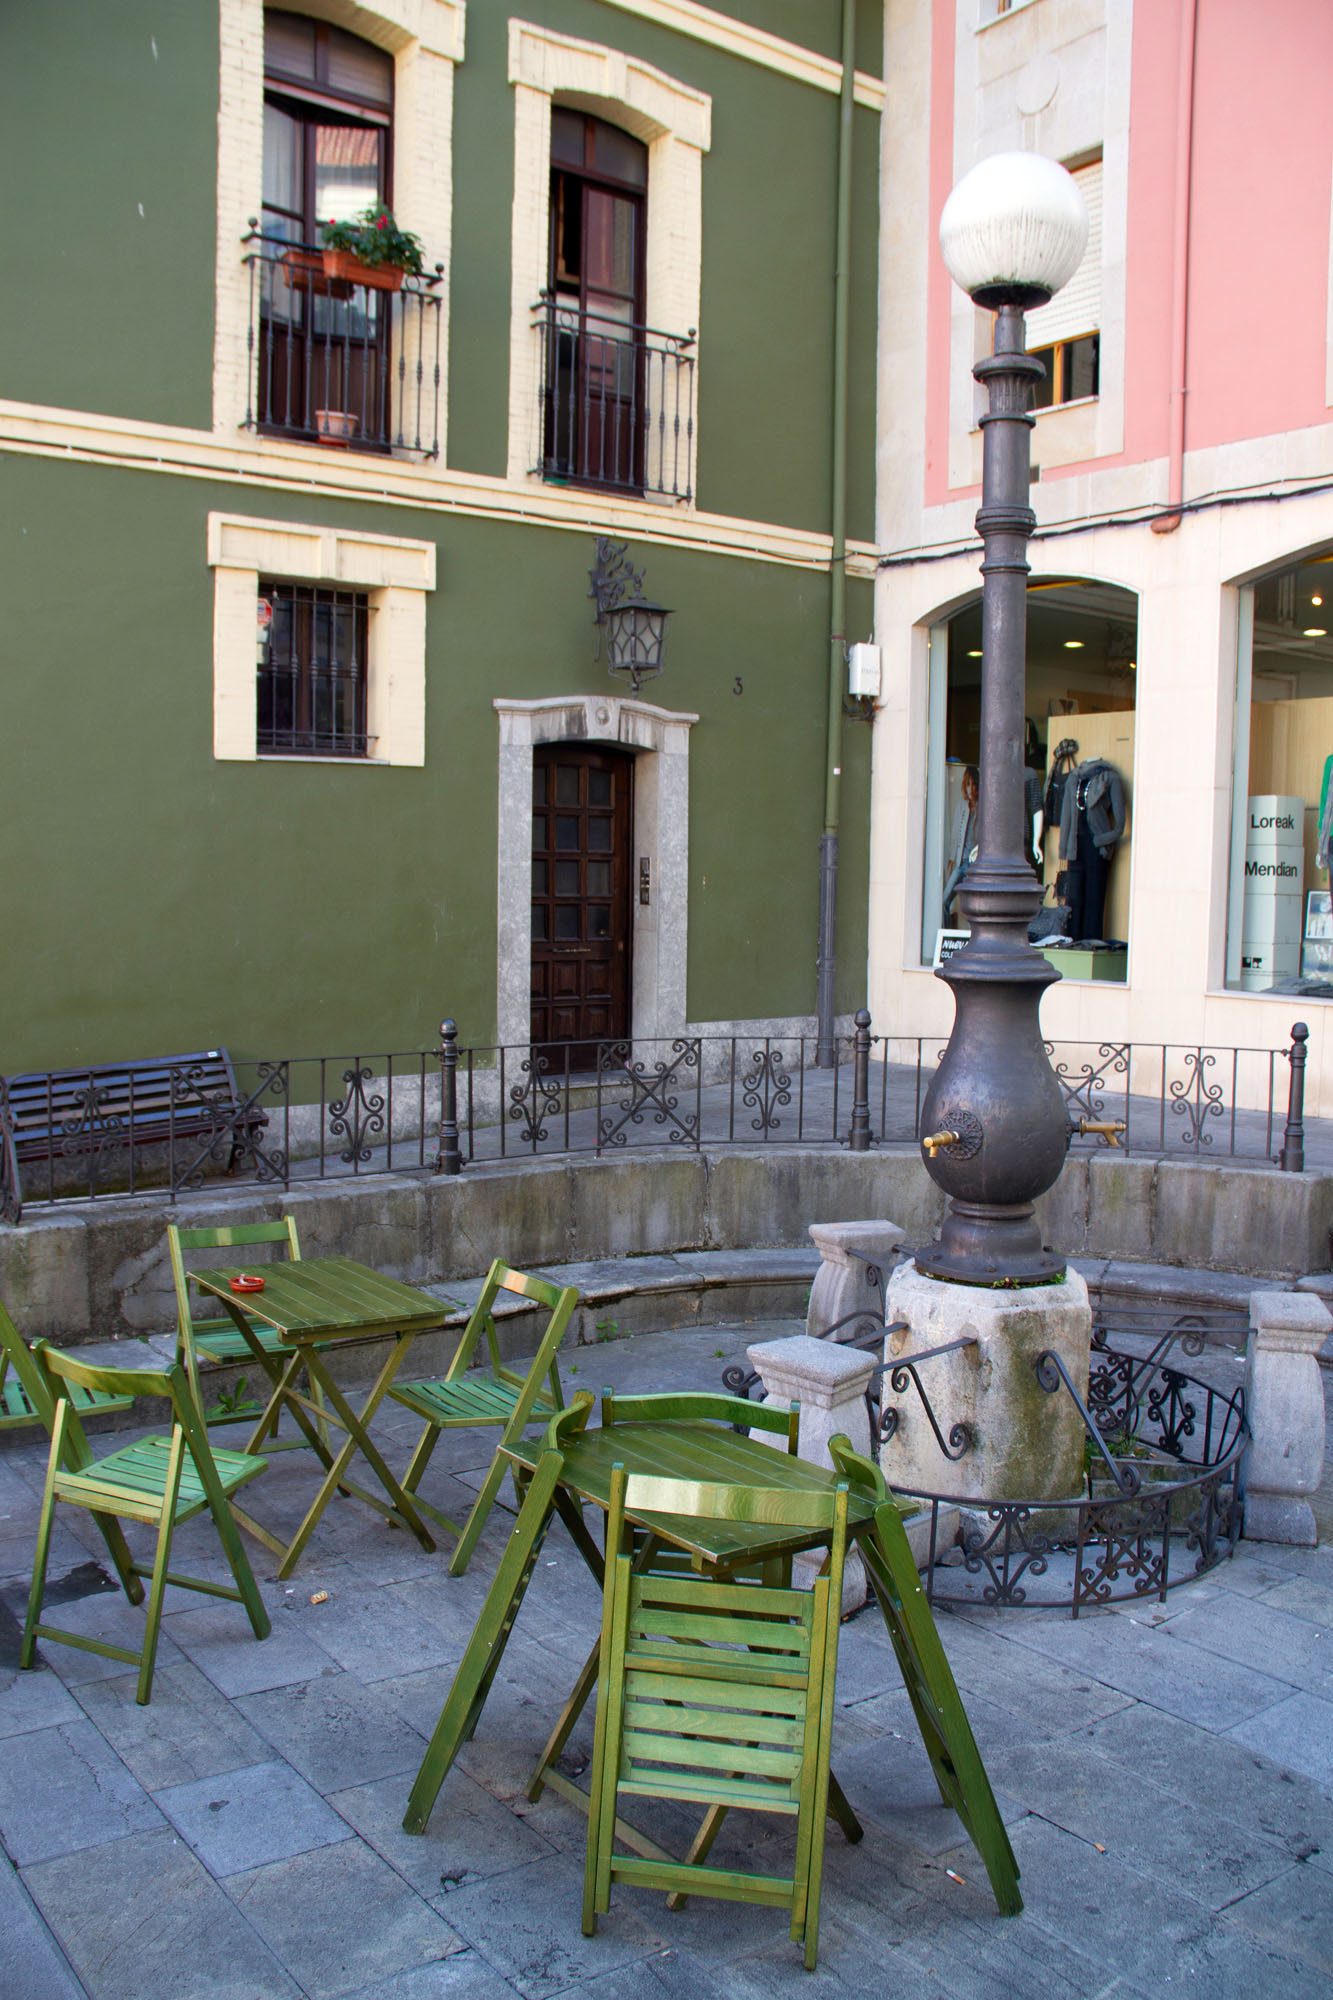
310 1591 329 1605
945 1869 965 1886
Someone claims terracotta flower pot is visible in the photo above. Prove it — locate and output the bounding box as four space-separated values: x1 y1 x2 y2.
320 248 405 292
315 409 359 445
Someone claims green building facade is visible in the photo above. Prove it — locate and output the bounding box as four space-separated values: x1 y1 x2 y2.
0 0 881 1078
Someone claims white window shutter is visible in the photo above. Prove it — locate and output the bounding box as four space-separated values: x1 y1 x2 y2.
1026 160 1102 349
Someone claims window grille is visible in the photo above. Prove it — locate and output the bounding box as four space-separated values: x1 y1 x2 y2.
257 582 369 757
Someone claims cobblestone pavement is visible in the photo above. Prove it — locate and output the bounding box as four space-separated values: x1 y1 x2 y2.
1 1319 1330 2000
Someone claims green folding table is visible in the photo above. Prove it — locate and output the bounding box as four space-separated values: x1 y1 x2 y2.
190 1258 452 1579
401 1396 1022 1917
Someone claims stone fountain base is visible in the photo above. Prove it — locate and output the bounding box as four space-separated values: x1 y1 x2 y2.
882 1261 1093 1504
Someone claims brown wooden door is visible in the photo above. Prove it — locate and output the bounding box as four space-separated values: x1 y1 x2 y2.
530 746 632 1067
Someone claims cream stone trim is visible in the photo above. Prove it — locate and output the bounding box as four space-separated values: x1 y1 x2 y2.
593 0 884 112
506 20 710 495
494 693 698 1048
0 397 877 575
214 0 461 454
208 510 434 763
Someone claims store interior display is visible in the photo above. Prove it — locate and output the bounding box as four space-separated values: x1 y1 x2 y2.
928 579 1137 981
1233 553 1333 997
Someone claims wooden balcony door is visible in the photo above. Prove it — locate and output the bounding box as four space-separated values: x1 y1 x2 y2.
530 746 633 1069
546 110 647 492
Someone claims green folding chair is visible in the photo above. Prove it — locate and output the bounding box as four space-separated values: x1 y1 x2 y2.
827 1433 1023 1917
582 1464 851 1970
20 1343 271 1705
0 1295 132 1434
388 1258 578 1575
167 1217 329 1447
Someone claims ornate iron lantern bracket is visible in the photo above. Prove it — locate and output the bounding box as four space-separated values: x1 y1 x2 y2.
589 537 672 694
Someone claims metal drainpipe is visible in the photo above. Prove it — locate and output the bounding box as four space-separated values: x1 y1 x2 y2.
815 0 856 1067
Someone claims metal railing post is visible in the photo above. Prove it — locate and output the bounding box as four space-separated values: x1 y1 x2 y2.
435 1019 462 1175
1278 1020 1308 1173
847 1008 872 1151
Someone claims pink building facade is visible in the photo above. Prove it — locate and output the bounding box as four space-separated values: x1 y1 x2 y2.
872 0 1333 1110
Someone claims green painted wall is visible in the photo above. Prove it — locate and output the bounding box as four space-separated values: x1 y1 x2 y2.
443 1 516 480
0 1 217 428
703 3 882 75
0 3 878 1074
0 455 870 1071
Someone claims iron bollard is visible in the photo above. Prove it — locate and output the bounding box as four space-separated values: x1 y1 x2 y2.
1278 1021 1308 1173
847 1008 872 1152
435 1019 462 1175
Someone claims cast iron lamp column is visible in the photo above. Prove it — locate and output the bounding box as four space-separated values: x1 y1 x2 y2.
917 154 1089 1287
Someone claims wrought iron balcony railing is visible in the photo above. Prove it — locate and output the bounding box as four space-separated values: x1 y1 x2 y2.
242 228 442 458
532 295 696 502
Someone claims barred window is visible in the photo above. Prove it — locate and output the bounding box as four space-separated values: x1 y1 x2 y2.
257 581 369 757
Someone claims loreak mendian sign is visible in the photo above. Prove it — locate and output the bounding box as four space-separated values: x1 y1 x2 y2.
1240 795 1303 984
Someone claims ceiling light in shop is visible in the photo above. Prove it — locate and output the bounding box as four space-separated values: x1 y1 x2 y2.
1063 640 1084 649
1312 595 1323 606
967 649 982 657
1304 627 1327 639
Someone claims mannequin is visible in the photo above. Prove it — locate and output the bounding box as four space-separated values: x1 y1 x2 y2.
1058 758 1126 941
941 765 979 927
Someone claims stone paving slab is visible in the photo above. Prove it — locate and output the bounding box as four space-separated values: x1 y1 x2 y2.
69 1658 272 1791
0 1714 164 1865
1 1310 1332 1999
156 1757 351 1876
20 1826 302 2000
0 1852 89 2000
224 1837 463 1999
1226 1691 1333 1788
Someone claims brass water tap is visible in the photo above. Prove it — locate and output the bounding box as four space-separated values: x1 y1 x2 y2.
1076 1117 1127 1148
922 1128 960 1157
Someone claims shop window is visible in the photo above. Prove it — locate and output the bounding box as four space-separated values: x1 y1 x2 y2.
922 579 1138 980
1225 551 1333 995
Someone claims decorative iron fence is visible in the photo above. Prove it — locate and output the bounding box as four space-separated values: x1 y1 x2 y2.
446 1018 1311 1172
0 1016 1312 1217
532 295 695 501
725 1287 1248 1617
242 227 442 458
892 1323 1247 1616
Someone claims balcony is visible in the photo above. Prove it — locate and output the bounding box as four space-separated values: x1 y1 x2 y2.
242 229 442 459
533 295 696 503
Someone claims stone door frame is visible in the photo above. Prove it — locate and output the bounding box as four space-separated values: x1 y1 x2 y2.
494 693 697 1050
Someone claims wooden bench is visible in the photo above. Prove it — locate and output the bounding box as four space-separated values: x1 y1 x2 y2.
0 1050 268 1221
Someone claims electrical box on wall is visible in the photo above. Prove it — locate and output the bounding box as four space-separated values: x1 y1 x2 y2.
848 643 881 698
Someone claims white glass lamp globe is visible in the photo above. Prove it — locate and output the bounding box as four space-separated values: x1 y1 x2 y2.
939 152 1088 310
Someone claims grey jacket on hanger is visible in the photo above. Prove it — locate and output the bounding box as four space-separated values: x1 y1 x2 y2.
1059 759 1126 861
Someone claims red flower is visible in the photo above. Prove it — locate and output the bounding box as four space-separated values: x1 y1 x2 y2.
377 215 388 228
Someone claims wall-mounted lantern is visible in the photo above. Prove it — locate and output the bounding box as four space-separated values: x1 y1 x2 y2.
589 537 672 694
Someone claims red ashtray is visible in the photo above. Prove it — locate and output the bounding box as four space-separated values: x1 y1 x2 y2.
230 1273 266 1294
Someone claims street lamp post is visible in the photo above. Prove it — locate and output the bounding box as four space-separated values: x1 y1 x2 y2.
917 154 1090 1288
